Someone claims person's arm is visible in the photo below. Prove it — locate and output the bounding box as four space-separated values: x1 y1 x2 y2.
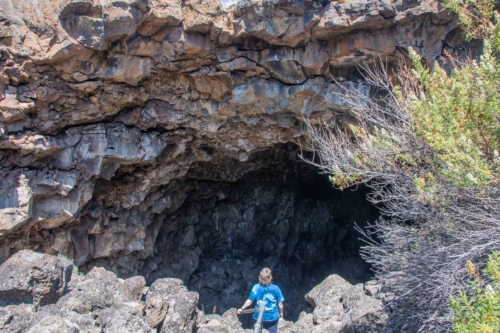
278 302 284 319
237 299 254 315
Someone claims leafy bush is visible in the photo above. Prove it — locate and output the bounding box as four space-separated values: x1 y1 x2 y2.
451 252 500 332
304 0 500 331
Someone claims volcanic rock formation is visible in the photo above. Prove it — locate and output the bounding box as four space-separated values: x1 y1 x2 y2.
0 250 388 332
0 0 468 331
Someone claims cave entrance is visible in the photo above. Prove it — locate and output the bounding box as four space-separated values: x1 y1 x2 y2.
140 144 379 322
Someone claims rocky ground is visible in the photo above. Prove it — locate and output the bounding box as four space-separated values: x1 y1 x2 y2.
0 250 388 333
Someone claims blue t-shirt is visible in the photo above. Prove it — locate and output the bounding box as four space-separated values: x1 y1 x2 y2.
248 283 284 322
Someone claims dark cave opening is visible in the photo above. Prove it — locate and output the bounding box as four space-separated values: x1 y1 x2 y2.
139 144 380 323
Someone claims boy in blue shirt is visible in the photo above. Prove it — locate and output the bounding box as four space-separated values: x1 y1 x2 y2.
237 268 284 333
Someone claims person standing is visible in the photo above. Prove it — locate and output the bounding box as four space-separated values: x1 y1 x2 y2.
237 268 284 333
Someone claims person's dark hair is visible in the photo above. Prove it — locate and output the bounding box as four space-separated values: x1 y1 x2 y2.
259 267 272 286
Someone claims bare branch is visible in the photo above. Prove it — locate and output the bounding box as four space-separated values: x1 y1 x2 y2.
302 59 500 332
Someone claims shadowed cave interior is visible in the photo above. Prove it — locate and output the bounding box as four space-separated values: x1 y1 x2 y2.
91 144 379 323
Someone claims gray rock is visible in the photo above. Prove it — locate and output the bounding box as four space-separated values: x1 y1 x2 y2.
285 275 390 333
0 304 34 333
305 275 352 308
0 250 72 306
99 306 153 333
160 291 199 333
27 315 80 333
364 281 381 297
289 312 315 333
144 295 168 328
56 267 127 313
143 278 189 328
124 275 147 301
0 1 463 332
27 305 99 333
259 47 307 84
0 173 32 239
197 309 246 333
342 296 389 333
146 278 188 300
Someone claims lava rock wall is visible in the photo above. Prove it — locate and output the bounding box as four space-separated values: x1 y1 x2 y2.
0 0 463 271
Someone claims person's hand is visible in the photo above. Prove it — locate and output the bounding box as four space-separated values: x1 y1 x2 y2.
279 313 284 320
237 308 243 315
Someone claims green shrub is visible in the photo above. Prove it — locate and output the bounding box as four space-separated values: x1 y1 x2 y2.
450 252 500 332
304 0 500 330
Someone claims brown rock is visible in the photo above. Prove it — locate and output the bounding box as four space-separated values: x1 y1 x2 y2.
259 47 307 84
0 250 73 306
0 5 463 333
145 295 167 328
137 0 183 36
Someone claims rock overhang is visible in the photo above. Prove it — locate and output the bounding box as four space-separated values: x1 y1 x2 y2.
0 1 469 331
0 0 463 281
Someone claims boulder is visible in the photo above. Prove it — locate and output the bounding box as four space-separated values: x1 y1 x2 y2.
288 275 390 333
27 305 99 333
146 277 188 300
341 293 389 332
0 304 34 333
0 250 72 306
160 291 199 333
124 275 147 301
305 274 352 308
144 278 188 328
56 267 127 313
197 309 246 333
27 315 80 333
98 306 154 333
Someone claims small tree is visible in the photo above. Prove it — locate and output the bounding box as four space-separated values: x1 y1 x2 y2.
304 0 500 331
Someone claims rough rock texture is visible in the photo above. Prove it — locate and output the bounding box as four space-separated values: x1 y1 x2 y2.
0 0 462 267
281 275 388 333
0 304 34 333
0 251 386 333
0 0 469 331
0 249 73 307
197 310 247 333
124 275 147 302
0 250 199 333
